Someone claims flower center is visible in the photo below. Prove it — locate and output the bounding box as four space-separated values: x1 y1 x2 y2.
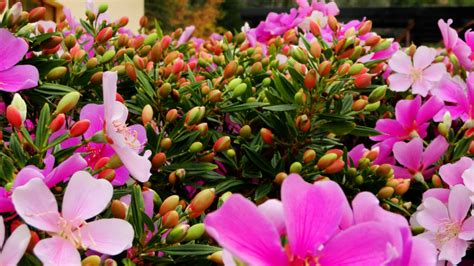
112 120 141 151
435 220 461 246
411 68 423 81
85 143 105 164
56 217 88 249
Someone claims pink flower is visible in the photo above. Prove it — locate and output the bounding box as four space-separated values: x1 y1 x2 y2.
0 216 31 265
12 171 134 265
0 29 39 92
205 174 400 265
371 96 444 147
177 26 195 46
438 19 472 70
81 71 152 183
387 46 446 96
466 30 474 61
439 157 474 187
392 136 449 180
414 185 474 264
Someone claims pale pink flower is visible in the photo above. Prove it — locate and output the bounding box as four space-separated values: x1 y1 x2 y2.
0 216 30 265
388 46 446 96
12 171 134 265
415 185 474 264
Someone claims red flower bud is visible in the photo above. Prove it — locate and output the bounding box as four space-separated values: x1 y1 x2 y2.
223 60 238 79
324 159 345 174
358 20 372 35
151 152 166 169
49 113 65 132
115 93 125 103
309 20 321 36
188 188 215 215
28 7 46 23
304 69 318 90
318 60 331 76
213 136 231 152
117 16 129 27
310 40 321 59
260 128 273 145
70 119 90 137
98 168 116 182
94 157 110 170
303 149 317 164
142 104 153 125
159 195 180 216
6 105 22 128
139 16 149 28
96 27 113 43
162 210 179 228
0 1 5 14
161 35 172 50
111 199 127 219
317 153 338 169
166 109 178 123
354 73 372 89
27 231 40 252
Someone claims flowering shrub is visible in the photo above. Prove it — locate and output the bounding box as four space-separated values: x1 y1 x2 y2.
0 0 474 265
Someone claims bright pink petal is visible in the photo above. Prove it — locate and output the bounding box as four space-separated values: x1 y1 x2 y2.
319 222 392 265
204 194 287 266
0 29 28 71
11 178 60 232
393 138 423 170
413 46 436 70
416 197 449 232
395 96 421 128
62 171 113 222
258 199 285 235
79 218 134 255
34 237 81 265
408 236 438 266
438 237 468 265
44 153 88 187
448 185 471 222
423 63 445 82
440 157 473 187
79 104 105 139
0 65 39 92
459 216 474 240
388 50 412 74
388 73 413 92
372 119 406 141
282 175 345 258
438 19 457 49
422 135 448 167
13 168 45 189
416 96 444 124
0 224 30 265
393 165 413 179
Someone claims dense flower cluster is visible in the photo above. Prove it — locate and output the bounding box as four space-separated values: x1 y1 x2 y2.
0 0 474 265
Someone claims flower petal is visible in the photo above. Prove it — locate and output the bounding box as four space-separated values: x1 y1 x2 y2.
388 50 412 74
413 46 436 70
258 199 285 235
438 237 468 265
388 73 413 92
393 138 423 170
62 171 113 221
79 218 134 255
44 153 88 187
459 216 474 240
319 222 393 265
440 157 473 187
282 175 345 258
0 65 39 92
204 194 287 266
416 96 444 124
411 78 432 97
408 236 438 266
0 217 4 249
448 185 471 222
13 167 45 189
395 96 421 129
422 135 448 167
0 224 30 265
34 237 81 266
0 29 28 71
416 197 449 232
423 63 446 82
112 145 152 182
11 178 60 232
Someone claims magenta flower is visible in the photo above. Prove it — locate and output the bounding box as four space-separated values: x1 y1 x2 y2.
438 19 472 70
12 171 134 265
439 157 474 187
371 96 444 147
415 185 474 264
431 73 474 122
177 26 195 46
0 154 87 213
205 174 396 265
0 29 39 92
466 30 474 61
0 216 31 265
387 46 445 96
392 135 448 179
81 71 151 183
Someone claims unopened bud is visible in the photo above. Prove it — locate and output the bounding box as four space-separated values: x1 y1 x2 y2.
184 223 205 241
310 40 322 58
233 83 247 97
159 195 180 216
208 251 224 264
317 153 338 169
6 105 22 128
352 99 367 111
260 128 273 145
81 255 101 266
304 69 318 90
358 20 372 35
303 149 316 164
224 60 238 79
324 159 345 174
318 60 331 76
96 27 113 43
291 47 309 64
365 101 380 112
239 125 252 139
354 74 372 89
161 210 179 228
185 106 205 126
141 104 153 125
11 93 27 122
151 152 166 169
189 142 204 153
49 113 65 132
372 39 392 53
368 85 387 103
90 71 103 84
290 162 303 174
348 63 364 75
70 119 90 137
111 200 127 219
188 188 216 216
98 169 115 182
28 7 46 22
166 109 178 123
375 164 393 177
46 66 67 80
166 224 189 243
377 186 394 199
395 180 410 195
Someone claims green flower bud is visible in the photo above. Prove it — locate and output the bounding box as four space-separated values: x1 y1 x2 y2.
55 91 80 114
189 142 204 153
228 78 242 90
184 223 205 241
46 66 68 81
233 83 247 97
290 162 303 173
166 224 189 243
368 85 387 103
364 101 381 112
100 49 116 64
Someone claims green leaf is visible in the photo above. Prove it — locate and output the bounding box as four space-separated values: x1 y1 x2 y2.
35 104 51 148
9 134 28 167
220 102 268 112
36 83 77 96
159 244 222 256
242 145 275 176
127 185 145 241
320 121 356 136
153 18 164 39
215 179 245 193
254 183 272 201
263 104 298 112
453 137 472 161
351 125 381 137
162 162 217 176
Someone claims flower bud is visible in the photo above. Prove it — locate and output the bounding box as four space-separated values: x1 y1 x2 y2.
151 152 166 169
94 157 110 170
98 169 115 182
303 149 316 164
208 251 224 264
161 210 179 228
139 15 148 28
6 105 22 128
184 223 205 241
82 255 101 266
318 60 331 76
28 7 45 22
365 35 381 47
310 40 322 59
189 142 203 153
372 39 392 52
233 83 247 97
294 89 307 105
377 186 394 199
96 27 113 43
166 109 178 123
224 60 238 79
49 113 65 132
46 66 67 81
0 1 6 14
365 101 380 112
188 188 216 216
86 58 98 69
352 99 367 111
358 20 372 35
239 125 252 139
141 104 153 125
309 20 321 36
290 162 303 174
111 199 127 219
159 195 180 216
260 128 273 145
166 224 189 243
41 36 63 50
368 85 387 103
375 164 393 178
70 119 90 137
317 153 338 169
348 63 364 75
185 106 205 126
324 159 345 174
11 93 27 122
395 180 410 195
432 174 443 187
328 16 338 32
304 69 318 90
354 73 372 89
291 47 309 64
55 91 80 114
